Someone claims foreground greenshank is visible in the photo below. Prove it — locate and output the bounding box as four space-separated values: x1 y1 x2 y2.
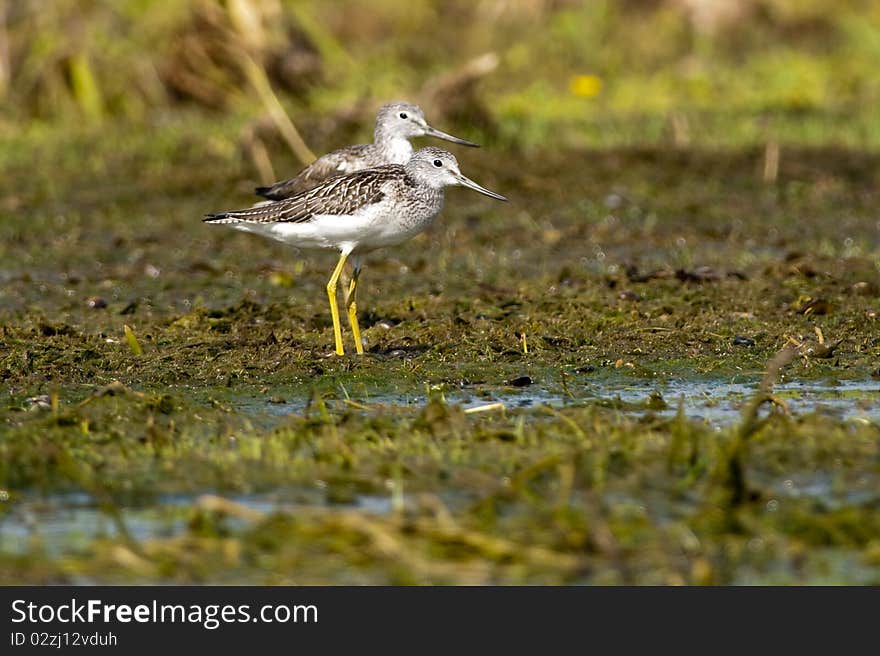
205 147 506 355
255 102 478 200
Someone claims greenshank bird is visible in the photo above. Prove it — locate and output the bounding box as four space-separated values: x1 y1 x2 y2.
205 147 506 356
255 102 479 200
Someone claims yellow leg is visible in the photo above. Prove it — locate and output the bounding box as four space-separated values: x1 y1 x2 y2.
345 268 364 355
326 252 349 356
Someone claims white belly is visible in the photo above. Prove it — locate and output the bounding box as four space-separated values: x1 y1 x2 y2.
232 202 436 254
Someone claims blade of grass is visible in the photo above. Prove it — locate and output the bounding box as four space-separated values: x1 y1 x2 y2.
123 324 143 356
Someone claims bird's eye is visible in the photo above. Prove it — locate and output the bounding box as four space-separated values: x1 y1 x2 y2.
433 159 443 167
399 112 408 119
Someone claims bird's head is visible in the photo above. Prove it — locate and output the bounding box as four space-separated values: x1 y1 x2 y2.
376 102 479 147
406 147 507 201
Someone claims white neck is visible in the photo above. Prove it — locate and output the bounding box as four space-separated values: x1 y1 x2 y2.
377 135 413 164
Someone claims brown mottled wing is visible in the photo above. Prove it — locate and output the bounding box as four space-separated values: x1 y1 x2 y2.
205 166 402 225
255 145 373 200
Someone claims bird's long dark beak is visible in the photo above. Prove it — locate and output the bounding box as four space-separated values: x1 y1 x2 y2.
455 172 507 201
424 125 480 148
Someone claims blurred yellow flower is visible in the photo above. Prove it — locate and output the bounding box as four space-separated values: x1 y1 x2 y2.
570 74 603 97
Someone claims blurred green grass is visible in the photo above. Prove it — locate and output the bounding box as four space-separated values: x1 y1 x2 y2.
4 0 880 150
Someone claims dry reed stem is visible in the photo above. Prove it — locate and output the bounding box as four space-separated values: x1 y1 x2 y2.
240 53 315 165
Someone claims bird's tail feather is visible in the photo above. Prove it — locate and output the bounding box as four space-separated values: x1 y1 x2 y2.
203 212 242 224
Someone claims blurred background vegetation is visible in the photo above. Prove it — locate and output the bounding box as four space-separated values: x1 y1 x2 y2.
3 0 880 162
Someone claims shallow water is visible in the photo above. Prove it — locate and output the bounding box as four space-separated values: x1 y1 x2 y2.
0 490 395 557
583 377 880 425
0 498 184 556
4 462 877 559
4 376 877 558
237 377 880 428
